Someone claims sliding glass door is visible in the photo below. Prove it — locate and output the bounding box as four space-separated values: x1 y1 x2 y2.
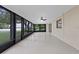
29 22 32 32
0 7 11 45
24 20 29 35
0 6 34 53
15 15 22 42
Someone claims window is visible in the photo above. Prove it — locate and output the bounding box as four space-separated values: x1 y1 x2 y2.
34 24 46 32
0 7 11 45
39 24 46 31
34 24 40 31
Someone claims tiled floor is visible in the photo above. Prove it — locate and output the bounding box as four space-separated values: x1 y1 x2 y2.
2 32 79 54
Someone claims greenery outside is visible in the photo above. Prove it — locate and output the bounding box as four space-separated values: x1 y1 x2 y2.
0 8 11 45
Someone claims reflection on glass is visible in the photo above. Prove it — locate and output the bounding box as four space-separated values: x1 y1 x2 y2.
16 16 21 41
0 8 11 45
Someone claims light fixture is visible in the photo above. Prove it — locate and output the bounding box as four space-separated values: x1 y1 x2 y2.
41 17 47 21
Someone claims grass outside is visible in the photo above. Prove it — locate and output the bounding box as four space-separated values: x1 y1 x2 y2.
0 30 21 45
0 31 10 45
0 29 33 45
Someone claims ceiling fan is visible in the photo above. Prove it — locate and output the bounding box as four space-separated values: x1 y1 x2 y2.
41 17 47 21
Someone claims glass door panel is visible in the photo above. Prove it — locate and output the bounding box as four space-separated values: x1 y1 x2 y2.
15 15 21 42
0 7 11 45
24 20 29 35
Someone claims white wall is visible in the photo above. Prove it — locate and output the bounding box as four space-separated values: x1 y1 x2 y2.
63 6 79 50
52 16 64 40
52 6 79 50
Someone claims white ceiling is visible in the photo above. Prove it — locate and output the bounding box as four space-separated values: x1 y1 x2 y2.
3 5 75 24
